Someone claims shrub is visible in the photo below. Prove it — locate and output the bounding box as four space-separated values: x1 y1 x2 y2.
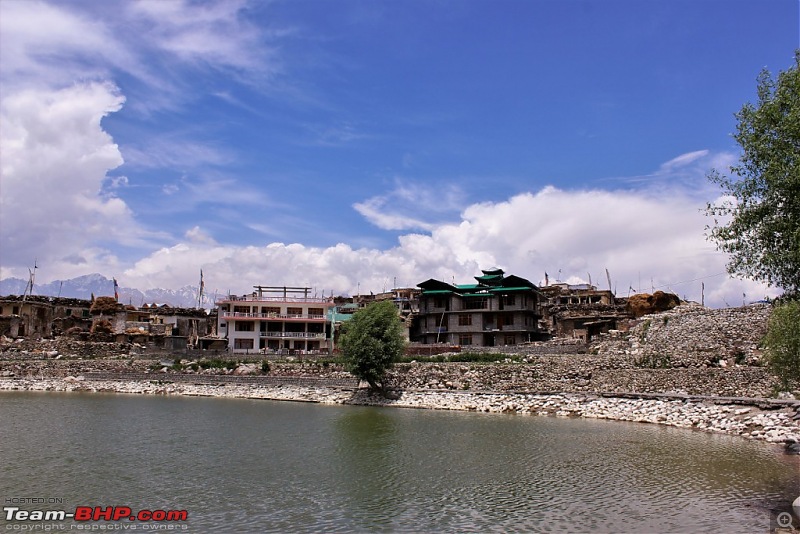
764 300 800 389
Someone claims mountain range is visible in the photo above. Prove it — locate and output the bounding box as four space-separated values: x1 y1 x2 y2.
0 273 207 308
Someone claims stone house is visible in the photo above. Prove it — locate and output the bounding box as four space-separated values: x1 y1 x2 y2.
539 284 631 341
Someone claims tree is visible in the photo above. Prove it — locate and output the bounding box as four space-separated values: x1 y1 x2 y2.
339 300 406 393
705 51 800 296
763 300 800 391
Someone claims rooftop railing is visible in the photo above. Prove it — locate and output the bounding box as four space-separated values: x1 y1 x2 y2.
218 295 331 304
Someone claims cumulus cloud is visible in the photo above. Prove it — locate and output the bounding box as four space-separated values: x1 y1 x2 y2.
0 82 158 277
118 180 778 308
0 0 287 280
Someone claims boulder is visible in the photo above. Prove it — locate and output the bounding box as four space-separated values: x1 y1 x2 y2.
626 291 681 318
233 363 259 376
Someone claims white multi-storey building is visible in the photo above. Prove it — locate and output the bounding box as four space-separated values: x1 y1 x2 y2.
217 286 334 354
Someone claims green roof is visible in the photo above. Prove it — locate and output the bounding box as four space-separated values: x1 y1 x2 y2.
422 289 454 295
489 287 535 292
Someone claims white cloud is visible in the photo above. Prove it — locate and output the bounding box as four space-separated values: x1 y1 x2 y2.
0 0 137 92
122 139 233 170
117 180 778 308
353 197 436 231
658 149 709 172
125 0 279 78
0 82 161 275
0 0 282 112
354 180 466 231
184 226 217 245
0 3 776 309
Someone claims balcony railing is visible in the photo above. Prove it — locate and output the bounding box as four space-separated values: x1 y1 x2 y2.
259 332 326 339
223 312 326 320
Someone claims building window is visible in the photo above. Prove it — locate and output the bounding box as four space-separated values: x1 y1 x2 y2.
308 324 324 334
234 339 254 350
65 309 73 316
459 334 473 346
234 306 250 314
458 314 472 326
12 306 19 315
235 322 254 331
463 297 488 310
308 308 324 318
262 306 280 315
502 294 515 306
287 307 303 317
433 297 447 309
504 334 516 345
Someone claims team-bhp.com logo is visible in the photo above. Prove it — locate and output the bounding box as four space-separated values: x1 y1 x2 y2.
4 506 188 522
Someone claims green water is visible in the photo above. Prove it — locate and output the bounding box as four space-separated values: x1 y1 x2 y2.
0 391 797 532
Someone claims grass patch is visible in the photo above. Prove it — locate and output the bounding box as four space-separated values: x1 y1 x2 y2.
634 352 672 369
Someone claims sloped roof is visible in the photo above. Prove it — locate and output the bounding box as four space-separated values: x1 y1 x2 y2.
419 270 541 296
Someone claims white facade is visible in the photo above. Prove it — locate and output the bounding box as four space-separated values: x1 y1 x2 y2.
217 289 334 354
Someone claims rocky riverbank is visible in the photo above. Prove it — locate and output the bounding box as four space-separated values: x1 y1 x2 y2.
2 376 799 448
3 301 799 452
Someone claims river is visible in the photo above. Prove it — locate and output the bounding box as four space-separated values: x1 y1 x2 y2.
0 391 798 533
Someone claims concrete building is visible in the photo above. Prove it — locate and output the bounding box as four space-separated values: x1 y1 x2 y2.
216 286 334 354
416 268 545 346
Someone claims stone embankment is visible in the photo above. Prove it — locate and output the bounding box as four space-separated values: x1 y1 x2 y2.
0 356 783 398
1 377 798 446
387 361 779 398
592 303 772 368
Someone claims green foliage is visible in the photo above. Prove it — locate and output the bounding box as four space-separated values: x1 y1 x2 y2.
639 319 652 343
634 352 672 369
261 360 270 374
705 51 800 295
764 300 800 389
339 300 406 392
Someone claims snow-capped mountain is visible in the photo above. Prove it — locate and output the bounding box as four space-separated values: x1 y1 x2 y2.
0 273 207 308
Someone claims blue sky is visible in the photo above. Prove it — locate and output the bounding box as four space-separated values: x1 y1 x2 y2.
1 0 798 306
